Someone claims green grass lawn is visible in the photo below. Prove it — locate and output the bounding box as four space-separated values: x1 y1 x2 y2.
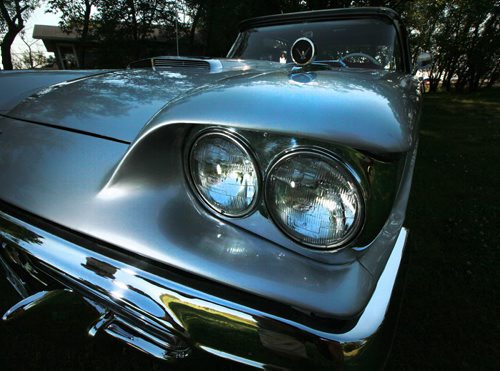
0 89 498 369
387 89 500 369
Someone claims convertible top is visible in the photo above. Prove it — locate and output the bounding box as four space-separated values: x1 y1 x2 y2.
239 7 402 31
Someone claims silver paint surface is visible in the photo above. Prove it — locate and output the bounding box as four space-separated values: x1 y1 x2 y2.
5 65 258 142
0 70 110 113
5 64 418 154
0 60 420 317
0 118 374 316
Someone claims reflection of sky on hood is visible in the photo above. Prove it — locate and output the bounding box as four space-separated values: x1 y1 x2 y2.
156 71 187 79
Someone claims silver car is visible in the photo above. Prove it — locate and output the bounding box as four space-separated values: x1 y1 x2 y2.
0 7 429 369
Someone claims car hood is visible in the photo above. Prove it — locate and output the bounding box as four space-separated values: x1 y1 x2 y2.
6 68 241 143
147 67 419 153
6 62 418 153
0 70 112 114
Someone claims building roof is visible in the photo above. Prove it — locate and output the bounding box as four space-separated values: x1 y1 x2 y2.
33 25 80 41
33 24 170 43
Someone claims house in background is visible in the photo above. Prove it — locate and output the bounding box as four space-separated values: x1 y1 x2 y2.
33 24 176 69
33 25 98 69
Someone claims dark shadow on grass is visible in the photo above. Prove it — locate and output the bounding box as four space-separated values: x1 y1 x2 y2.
386 88 500 369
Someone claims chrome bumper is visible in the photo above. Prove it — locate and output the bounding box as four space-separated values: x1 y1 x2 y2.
0 207 408 369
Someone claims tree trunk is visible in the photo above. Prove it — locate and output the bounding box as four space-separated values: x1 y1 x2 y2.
126 0 139 59
204 0 214 55
1 30 18 70
487 71 498 88
189 4 202 49
486 60 499 88
443 59 457 92
80 0 92 68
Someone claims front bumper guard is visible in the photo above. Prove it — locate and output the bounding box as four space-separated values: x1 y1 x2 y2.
0 209 407 369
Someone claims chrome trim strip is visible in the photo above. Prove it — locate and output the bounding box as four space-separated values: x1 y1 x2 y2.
291 37 316 66
335 227 407 342
2 290 68 321
199 346 268 369
0 209 407 367
0 250 29 298
105 322 170 359
88 311 113 337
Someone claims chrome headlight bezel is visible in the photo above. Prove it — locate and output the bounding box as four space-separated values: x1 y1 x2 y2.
187 130 261 218
264 148 365 250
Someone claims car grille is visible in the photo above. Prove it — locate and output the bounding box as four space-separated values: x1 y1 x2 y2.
152 58 210 71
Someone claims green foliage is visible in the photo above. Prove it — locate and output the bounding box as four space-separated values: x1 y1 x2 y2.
45 0 182 67
404 0 499 91
95 0 178 66
38 0 500 89
2 0 498 83
12 48 48 68
46 0 96 33
0 0 39 69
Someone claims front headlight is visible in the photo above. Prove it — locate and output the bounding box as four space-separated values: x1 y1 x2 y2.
266 150 363 249
189 131 260 217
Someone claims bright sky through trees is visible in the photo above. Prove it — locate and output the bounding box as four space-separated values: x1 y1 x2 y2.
1 1 61 66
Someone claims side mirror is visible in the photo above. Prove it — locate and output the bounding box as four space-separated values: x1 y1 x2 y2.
413 52 432 74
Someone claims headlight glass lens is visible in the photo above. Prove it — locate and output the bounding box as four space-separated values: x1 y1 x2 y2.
189 132 259 217
266 151 363 248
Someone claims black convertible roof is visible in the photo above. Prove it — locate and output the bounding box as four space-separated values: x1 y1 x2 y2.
239 7 401 31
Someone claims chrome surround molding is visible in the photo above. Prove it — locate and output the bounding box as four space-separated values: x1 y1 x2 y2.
291 37 316 66
0 208 408 368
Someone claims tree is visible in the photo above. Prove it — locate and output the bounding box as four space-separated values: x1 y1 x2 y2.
12 29 50 68
184 0 413 57
45 0 192 67
407 0 500 92
47 0 96 67
13 48 51 68
184 0 287 56
0 0 39 70
41 0 499 91
94 0 181 66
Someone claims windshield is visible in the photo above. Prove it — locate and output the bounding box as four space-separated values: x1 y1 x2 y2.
228 18 402 71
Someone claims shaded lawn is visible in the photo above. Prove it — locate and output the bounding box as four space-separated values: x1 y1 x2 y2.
387 89 500 369
0 89 498 369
